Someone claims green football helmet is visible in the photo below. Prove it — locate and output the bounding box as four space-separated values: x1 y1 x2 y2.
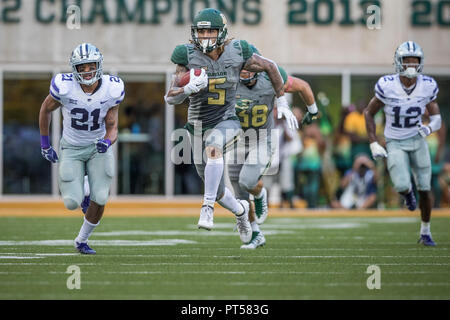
191 8 228 53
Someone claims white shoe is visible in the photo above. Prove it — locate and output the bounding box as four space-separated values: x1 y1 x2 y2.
254 187 268 224
235 200 252 243
241 231 266 249
198 205 214 230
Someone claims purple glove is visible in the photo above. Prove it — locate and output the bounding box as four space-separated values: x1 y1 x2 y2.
96 139 111 153
40 136 59 163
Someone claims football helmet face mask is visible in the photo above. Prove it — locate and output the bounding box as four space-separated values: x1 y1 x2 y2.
394 41 424 79
239 70 257 86
70 43 103 86
191 8 228 53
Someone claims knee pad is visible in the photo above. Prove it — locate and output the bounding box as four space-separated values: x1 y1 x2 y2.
59 161 75 183
239 176 258 192
90 182 111 206
91 192 109 206
63 196 79 210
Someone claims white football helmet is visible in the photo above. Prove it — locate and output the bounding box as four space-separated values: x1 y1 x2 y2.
70 43 103 86
394 41 424 79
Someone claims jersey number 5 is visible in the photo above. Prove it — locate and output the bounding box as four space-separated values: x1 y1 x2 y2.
208 78 226 105
71 108 101 131
392 106 421 128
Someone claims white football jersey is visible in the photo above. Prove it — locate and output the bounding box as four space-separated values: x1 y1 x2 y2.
49 73 125 146
375 74 438 140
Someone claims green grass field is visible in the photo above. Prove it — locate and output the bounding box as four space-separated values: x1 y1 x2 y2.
0 215 449 300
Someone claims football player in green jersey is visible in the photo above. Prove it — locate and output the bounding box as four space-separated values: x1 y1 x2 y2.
231 50 318 249
164 8 294 244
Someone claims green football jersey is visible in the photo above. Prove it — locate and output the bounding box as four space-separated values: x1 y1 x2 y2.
171 39 253 130
235 68 288 131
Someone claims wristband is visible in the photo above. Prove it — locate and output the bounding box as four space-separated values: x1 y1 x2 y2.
307 102 318 114
428 114 442 133
40 135 50 149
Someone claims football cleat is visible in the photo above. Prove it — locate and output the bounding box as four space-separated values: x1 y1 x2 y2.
198 205 214 230
74 241 96 254
235 200 252 243
254 187 268 224
81 195 90 214
418 234 436 247
404 191 417 211
240 231 266 249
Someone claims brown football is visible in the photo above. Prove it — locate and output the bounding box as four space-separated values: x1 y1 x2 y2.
177 69 202 87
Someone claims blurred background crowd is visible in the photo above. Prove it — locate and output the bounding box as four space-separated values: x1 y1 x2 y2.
2 1 449 207
262 93 450 210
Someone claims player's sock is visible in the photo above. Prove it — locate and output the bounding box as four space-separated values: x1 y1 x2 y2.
251 221 260 233
217 187 244 215
420 221 431 235
75 217 99 243
203 157 224 207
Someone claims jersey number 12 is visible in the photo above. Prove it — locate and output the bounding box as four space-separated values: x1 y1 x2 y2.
392 106 421 128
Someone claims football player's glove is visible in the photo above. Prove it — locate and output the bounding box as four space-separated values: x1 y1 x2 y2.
301 111 318 126
369 142 388 159
96 139 111 153
41 146 59 163
417 123 432 138
276 96 299 130
183 68 208 95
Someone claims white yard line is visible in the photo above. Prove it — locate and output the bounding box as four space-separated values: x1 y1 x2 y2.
0 256 43 259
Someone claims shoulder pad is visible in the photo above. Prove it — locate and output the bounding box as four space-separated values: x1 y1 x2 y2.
374 75 396 101
421 74 438 89
234 39 253 61
421 75 439 100
107 76 125 102
171 45 189 66
50 73 72 100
